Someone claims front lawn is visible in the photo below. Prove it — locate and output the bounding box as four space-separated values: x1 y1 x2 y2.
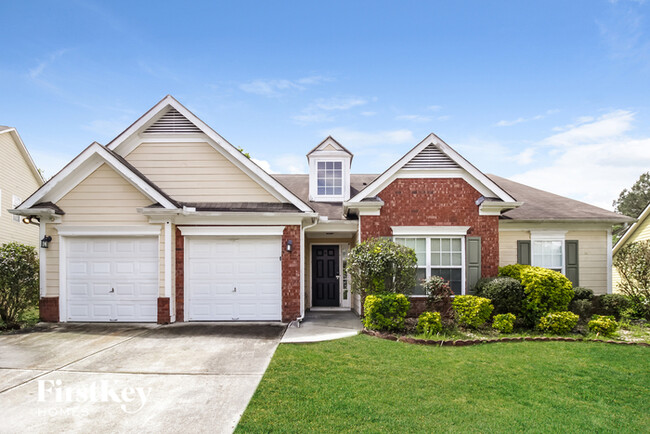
0 306 39 332
237 334 649 432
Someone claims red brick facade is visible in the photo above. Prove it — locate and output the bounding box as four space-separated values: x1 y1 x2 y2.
281 225 301 322
175 227 185 322
157 297 171 324
39 297 59 322
361 178 500 279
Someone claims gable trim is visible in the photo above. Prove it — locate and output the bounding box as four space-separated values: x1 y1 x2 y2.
348 133 517 204
0 127 45 185
106 95 314 213
16 143 178 212
613 202 649 254
306 136 354 159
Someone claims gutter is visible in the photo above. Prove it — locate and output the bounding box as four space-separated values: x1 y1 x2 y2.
295 216 319 326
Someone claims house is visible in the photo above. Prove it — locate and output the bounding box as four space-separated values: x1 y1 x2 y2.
11 96 633 324
0 126 44 247
612 202 650 292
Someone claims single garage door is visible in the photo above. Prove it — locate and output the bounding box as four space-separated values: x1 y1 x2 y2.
187 237 282 321
66 237 159 322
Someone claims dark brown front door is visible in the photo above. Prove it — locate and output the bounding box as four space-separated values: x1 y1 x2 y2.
312 245 340 307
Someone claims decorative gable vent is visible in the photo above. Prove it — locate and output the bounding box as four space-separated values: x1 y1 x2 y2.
403 144 459 169
144 108 202 133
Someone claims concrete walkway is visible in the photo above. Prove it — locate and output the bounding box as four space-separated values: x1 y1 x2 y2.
281 310 363 343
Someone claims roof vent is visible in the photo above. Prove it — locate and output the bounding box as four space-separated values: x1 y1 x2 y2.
404 144 459 169
144 108 202 133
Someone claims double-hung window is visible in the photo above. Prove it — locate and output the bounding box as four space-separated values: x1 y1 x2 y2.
394 236 465 295
530 232 566 274
316 161 342 196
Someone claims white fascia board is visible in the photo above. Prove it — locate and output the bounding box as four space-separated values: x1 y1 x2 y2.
179 226 285 236
106 95 313 213
146 212 314 226
613 202 649 254
55 225 162 236
499 221 612 232
391 226 471 236
530 230 567 240
306 220 359 233
8 207 55 216
479 201 523 216
1 128 45 185
348 133 515 203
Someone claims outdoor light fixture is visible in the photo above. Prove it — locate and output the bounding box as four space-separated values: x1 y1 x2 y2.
22 215 39 225
286 239 293 252
41 236 52 249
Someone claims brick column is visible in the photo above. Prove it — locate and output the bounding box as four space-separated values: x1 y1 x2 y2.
281 225 301 322
39 297 59 322
157 297 170 324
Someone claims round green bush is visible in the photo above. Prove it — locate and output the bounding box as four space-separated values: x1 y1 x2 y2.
451 295 494 328
520 267 574 325
537 311 579 334
474 277 496 295
588 315 618 337
598 294 632 319
492 313 516 333
569 299 593 322
362 293 411 331
416 311 442 336
572 287 594 301
498 264 532 282
476 277 525 316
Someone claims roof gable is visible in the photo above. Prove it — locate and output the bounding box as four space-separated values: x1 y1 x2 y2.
613 202 650 253
0 127 45 185
107 95 313 213
348 133 516 203
307 136 353 160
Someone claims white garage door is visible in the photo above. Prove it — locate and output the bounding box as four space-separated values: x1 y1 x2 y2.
66 237 159 322
187 237 282 321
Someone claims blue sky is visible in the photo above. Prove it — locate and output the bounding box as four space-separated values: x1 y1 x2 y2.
1 0 649 209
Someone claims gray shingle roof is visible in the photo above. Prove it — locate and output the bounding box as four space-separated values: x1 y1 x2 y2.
487 174 634 223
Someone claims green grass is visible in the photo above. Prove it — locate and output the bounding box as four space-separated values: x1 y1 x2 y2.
0 306 39 332
237 334 650 433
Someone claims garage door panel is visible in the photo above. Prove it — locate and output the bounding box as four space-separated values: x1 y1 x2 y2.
67 237 158 322
187 236 282 321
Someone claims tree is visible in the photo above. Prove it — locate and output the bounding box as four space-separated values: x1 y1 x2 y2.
613 240 650 320
345 238 417 296
0 243 39 329
612 172 650 241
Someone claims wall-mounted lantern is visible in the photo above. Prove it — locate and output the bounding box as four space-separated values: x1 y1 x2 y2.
286 239 293 252
41 236 52 249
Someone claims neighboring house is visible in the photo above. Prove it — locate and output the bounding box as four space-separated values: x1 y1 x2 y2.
0 126 44 247
11 96 633 324
612 202 650 292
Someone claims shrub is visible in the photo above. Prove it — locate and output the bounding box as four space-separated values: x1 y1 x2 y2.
476 277 525 316
572 287 594 301
362 293 410 331
588 315 618 337
416 311 442 336
537 311 579 334
346 238 417 296
0 242 39 329
520 267 574 325
452 295 494 328
598 294 632 319
424 276 454 321
492 313 516 333
474 277 496 295
613 240 650 320
498 264 532 282
569 299 593 323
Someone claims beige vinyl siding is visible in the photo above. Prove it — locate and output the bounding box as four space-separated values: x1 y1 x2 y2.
613 214 650 292
498 231 530 267
566 230 608 294
56 164 151 225
0 132 42 247
45 223 59 297
125 141 279 203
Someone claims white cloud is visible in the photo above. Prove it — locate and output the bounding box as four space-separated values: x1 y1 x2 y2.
495 109 558 127
29 49 68 80
292 97 367 124
313 97 366 111
252 158 275 173
509 110 650 209
239 75 331 97
321 127 415 148
252 154 307 174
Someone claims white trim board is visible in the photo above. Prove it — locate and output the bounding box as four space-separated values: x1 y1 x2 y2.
392 226 471 236
179 226 285 236
55 225 162 236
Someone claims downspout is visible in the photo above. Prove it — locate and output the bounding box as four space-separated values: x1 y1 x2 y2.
296 216 318 325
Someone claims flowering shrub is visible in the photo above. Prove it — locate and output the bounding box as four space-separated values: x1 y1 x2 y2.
424 276 454 321
537 311 579 334
492 313 516 333
452 295 494 328
346 238 417 295
0 242 39 329
362 293 410 331
416 311 442 336
588 315 618 337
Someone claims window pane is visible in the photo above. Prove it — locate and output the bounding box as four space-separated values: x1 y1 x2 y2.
413 268 427 295
318 186 325 194
333 161 342 169
452 238 462 252
317 162 326 169
333 186 342 195
431 238 440 252
441 253 451 266
452 252 462 266
441 238 450 251
431 252 440 266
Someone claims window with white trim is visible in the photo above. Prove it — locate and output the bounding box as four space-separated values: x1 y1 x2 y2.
531 240 563 273
11 195 21 223
395 236 465 295
317 161 342 196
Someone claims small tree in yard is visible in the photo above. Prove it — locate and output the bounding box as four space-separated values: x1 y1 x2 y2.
346 238 417 295
613 240 650 319
0 243 39 329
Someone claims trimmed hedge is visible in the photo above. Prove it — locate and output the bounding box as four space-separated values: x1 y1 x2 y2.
363 293 410 331
520 267 574 325
476 277 525 316
492 313 516 333
588 315 618 337
537 311 579 335
452 295 494 328
416 311 442 336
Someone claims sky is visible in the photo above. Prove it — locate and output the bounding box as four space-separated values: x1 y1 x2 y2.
1 0 649 210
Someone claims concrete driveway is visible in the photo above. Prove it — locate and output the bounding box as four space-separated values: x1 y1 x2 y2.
0 322 285 434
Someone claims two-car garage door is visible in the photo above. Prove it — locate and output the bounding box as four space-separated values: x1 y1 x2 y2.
186 237 282 321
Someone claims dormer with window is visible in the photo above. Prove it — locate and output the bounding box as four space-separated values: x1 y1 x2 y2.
307 136 353 202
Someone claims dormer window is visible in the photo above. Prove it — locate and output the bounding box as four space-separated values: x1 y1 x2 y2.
317 161 343 196
307 136 353 202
